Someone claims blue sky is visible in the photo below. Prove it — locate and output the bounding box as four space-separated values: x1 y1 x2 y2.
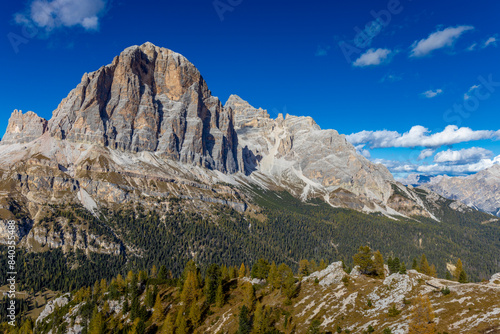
1 0 499 179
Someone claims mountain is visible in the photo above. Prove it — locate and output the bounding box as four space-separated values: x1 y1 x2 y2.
0 42 499 291
403 165 500 217
0 42 448 219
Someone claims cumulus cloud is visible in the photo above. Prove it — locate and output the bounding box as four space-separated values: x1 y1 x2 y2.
418 148 436 161
422 89 443 98
353 48 392 67
410 25 474 57
375 155 500 176
354 145 371 158
347 125 500 149
484 36 498 48
14 0 107 32
434 147 493 165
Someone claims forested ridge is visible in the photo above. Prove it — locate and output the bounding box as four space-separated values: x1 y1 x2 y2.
2 187 499 299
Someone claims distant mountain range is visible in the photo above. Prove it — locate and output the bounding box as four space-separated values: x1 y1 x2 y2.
402 165 500 217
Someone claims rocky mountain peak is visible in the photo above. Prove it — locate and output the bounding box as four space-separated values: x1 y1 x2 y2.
224 94 270 128
21 42 241 173
1 109 48 145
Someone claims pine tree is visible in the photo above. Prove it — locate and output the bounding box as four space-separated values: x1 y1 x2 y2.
353 246 375 275
399 262 407 274
458 269 468 283
412 258 419 271
130 292 140 321
158 265 168 281
204 263 221 304
239 263 247 278
267 262 278 290
392 257 401 274
221 265 229 282
122 299 130 314
408 295 436 334
284 272 299 300
307 319 321 334
387 256 394 273
215 283 225 308
237 305 251 334
145 287 154 308
251 259 270 279
152 294 164 323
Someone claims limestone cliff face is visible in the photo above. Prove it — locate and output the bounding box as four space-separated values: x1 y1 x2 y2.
1 110 48 145
226 95 396 211
44 42 239 173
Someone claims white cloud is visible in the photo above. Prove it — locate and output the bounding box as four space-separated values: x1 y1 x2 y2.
353 48 392 67
484 36 498 48
375 155 500 176
418 148 435 161
380 73 402 83
354 145 371 158
410 25 474 57
15 0 107 32
347 125 500 149
422 89 443 98
434 147 493 165
467 43 477 51
464 84 480 100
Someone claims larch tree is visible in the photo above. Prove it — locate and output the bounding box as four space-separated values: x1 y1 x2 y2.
160 312 176 334
408 295 436 334
419 254 431 276
152 294 164 323
239 263 247 278
189 301 202 328
374 250 385 278
215 283 225 308
454 259 464 281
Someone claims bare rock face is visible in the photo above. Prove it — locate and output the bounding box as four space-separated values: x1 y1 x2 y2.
48 42 239 173
1 110 48 145
422 165 500 217
227 95 395 210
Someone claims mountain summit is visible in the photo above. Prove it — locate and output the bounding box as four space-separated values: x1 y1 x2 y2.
0 43 489 220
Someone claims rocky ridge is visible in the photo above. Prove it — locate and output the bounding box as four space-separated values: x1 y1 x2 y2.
404 165 500 217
